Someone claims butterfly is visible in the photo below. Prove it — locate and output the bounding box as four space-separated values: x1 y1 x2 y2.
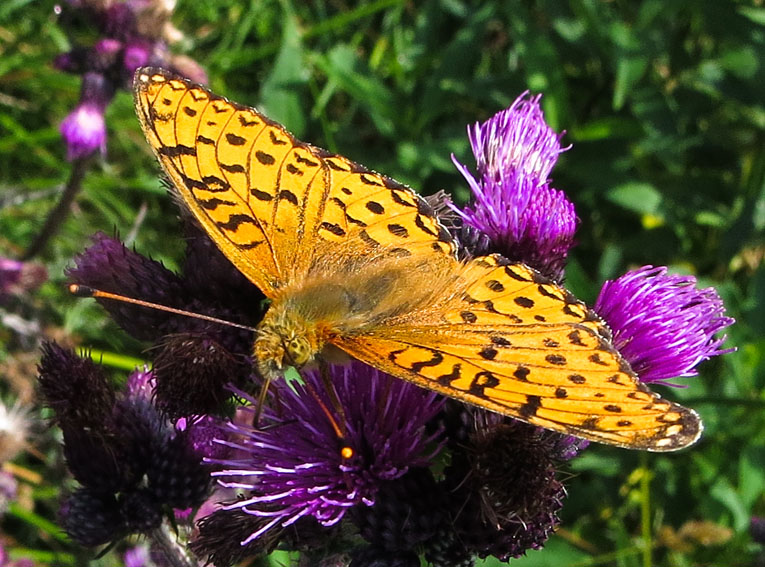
133 67 701 451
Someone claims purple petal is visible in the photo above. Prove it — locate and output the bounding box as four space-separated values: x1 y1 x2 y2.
209 362 445 543
594 266 735 385
451 93 577 279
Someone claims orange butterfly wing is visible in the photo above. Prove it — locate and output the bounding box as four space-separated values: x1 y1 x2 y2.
133 68 455 297
336 256 702 450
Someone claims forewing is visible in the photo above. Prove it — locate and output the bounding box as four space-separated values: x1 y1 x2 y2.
334 255 702 451
133 68 455 296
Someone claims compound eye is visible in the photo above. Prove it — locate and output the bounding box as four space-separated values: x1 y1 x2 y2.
288 338 310 366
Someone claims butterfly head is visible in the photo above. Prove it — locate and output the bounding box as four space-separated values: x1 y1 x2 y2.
254 306 321 377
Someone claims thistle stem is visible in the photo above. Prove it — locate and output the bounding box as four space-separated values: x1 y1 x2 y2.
640 452 652 567
151 518 198 567
21 156 90 260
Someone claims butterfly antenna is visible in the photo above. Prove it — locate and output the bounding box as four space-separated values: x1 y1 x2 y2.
69 284 258 332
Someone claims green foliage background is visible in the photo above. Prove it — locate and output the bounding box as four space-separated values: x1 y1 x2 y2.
1 1 764 566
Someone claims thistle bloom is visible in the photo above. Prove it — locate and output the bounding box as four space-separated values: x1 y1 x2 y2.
37 344 210 547
68 230 262 418
203 362 445 546
54 0 206 160
594 266 735 385
451 93 577 280
60 101 108 161
0 258 46 303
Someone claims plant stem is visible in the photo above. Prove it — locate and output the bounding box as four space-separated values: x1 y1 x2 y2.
21 157 90 260
151 518 198 567
640 452 652 567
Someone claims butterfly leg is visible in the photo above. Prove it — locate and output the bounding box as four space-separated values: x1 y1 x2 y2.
252 372 274 427
318 358 349 438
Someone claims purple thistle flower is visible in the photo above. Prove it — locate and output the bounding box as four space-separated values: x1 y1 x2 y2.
55 0 206 158
451 93 577 280
122 40 152 73
59 72 113 161
60 102 107 161
207 362 445 545
0 258 46 303
594 266 735 385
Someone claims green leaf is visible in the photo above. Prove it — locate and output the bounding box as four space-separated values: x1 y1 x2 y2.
315 44 396 136
606 182 663 216
613 56 649 110
259 7 307 136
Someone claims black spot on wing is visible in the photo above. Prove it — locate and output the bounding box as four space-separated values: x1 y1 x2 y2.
366 201 385 214
479 347 497 360
436 364 461 386
220 163 246 174
414 214 438 237
589 353 609 366
460 311 477 323
295 154 319 167
390 190 416 208
218 214 258 231
360 174 383 186
568 330 585 346
255 151 276 165
514 296 535 308
269 130 288 145
327 160 349 172
409 351 444 373
201 175 230 192
519 395 542 418
239 114 259 127
470 371 500 396
320 222 346 237
278 190 298 205
545 354 567 366
388 224 409 238
199 197 238 210
513 366 530 382
250 188 273 202
159 144 197 157
359 230 379 248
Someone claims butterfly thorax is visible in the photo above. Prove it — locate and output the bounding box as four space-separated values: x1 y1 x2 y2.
253 253 458 378
253 278 363 378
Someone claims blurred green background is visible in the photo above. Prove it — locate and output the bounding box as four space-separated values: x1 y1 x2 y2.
1 1 764 566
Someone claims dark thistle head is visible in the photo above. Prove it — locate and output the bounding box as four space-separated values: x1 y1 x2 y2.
37 344 211 547
67 231 263 418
